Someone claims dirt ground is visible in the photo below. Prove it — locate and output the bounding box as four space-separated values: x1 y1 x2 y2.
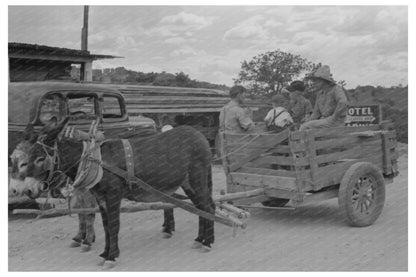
8 144 408 271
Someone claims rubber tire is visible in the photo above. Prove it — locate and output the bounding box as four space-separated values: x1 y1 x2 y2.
262 198 290 207
338 162 386 227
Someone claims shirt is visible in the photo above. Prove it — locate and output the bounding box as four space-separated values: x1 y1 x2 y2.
289 96 313 124
219 100 254 133
310 84 348 121
264 107 293 127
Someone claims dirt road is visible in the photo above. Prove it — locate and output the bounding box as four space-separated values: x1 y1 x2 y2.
8 145 407 271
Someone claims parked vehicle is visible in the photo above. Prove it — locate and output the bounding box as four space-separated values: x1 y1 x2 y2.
8 82 156 159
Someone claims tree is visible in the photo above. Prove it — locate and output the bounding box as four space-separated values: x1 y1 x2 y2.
337 80 347 88
234 49 318 97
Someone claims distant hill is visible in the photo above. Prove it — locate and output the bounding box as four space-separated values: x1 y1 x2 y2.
346 85 408 111
91 67 230 92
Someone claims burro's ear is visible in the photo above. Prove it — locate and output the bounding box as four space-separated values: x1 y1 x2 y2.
43 117 70 143
23 123 39 143
23 123 35 141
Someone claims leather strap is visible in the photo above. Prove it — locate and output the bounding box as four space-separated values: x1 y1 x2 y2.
121 139 136 190
101 162 236 227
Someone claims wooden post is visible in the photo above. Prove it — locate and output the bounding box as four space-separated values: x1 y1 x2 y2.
381 132 392 175
81 6 89 51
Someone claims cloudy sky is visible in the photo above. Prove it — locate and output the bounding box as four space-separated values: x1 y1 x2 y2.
8 5 408 88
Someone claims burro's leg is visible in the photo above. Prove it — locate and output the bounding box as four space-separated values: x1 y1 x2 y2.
185 163 215 252
70 214 86 248
81 213 96 252
162 208 175 238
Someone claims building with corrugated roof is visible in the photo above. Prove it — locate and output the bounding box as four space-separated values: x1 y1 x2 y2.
8 42 118 82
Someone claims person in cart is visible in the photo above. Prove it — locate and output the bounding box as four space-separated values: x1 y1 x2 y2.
219 85 254 134
286 80 313 126
264 94 294 132
300 65 348 131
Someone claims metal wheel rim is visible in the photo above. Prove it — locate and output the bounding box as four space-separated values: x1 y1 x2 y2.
351 175 377 215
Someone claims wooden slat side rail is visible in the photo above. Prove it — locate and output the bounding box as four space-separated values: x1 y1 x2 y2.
227 130 290 172
312 154 383 189
229 172 298 191
238 166 297 177
314 135 380 150
304 131 318 182
381 132 392 175
224 144 292 154
248 155 308 167
315 140 381 165
289 132 310 199
309 125 381 138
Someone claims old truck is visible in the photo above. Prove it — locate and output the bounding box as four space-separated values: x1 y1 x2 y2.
8 81 156 158
103 84 268 150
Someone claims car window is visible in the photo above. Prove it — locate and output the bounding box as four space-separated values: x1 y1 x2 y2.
68 96 96 119
102 96 122 119
39 95 62 124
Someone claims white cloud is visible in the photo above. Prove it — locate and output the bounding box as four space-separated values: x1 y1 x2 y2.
223 16 268 41
160 12 214 30
170 46 206 57
164 37 187 45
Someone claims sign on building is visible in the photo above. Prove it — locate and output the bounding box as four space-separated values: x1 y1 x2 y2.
345 105 381 126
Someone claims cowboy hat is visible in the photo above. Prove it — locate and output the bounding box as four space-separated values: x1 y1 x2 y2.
307 65 336 84
286 80 305 92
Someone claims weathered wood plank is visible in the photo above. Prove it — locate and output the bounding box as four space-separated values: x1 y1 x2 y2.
213 188 265 202
297 189 339 206
381 133 392 175
230 172 298 191
315 140 381 165
232 195 271 205
312 154 383 189
248 155 302 167
264 188 300 200
309 125 381 138
227 130 290 172
238 166 297 177
304 132 318 181
314 135 380 150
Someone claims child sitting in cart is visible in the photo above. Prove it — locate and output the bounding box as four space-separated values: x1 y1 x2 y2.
264 94 294 132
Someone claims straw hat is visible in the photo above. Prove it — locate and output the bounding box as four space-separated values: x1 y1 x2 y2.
308 65 336 84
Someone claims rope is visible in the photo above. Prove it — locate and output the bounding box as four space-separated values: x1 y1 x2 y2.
212 130 277 162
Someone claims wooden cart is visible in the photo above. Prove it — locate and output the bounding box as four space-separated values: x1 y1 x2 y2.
219 123 398 226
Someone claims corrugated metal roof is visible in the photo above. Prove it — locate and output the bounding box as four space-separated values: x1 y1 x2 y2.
8 42 119 60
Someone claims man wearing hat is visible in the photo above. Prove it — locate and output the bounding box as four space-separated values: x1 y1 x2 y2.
300 65 348 130
219 85 254 133
286 80 313 125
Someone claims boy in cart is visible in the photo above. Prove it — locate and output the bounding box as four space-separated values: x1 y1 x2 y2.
264 94 294 132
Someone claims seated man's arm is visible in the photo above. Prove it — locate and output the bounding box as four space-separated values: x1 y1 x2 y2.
331 87 348 120
309 102 321 121
237 108 254 131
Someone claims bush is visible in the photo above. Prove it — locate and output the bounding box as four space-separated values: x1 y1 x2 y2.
382 106 407 143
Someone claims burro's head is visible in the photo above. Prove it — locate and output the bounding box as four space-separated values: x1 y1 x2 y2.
10 118 69 199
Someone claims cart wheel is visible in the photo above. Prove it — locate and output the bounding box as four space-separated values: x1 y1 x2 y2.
262 198 289 207
338 162 385 227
